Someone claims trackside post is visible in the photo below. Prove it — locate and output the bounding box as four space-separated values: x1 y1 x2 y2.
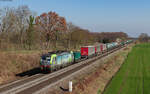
69 81 72 92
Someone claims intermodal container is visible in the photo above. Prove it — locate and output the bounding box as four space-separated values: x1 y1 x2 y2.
73 52 81 61
81 46 95 58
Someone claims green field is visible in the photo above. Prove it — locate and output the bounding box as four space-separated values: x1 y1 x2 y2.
103 44 150 94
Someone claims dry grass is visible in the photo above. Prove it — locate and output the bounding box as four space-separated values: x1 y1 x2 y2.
0 51 43 84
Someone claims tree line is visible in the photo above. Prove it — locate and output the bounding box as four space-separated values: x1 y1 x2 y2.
0 6 128 51
138 33 150 43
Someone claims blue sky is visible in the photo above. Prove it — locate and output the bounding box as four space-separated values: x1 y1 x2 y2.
0 0 150 37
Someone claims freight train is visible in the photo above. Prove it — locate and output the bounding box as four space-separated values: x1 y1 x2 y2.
40 40 133 72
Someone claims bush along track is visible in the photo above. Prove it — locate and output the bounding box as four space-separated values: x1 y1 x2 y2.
103 43 150 94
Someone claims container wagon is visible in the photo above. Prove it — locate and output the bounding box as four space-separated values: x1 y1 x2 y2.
81 46 95 58
106 43 113 50
73 51 81 62
113 42 118 48
102 44 107 52
120 41 125 46
95 45 101 55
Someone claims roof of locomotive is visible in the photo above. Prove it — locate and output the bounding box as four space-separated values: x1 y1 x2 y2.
41 50 68 57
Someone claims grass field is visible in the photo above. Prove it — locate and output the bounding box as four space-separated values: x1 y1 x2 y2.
103 43 150 94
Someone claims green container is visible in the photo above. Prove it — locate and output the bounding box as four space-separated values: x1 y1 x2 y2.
73 52 81 61
121 42 125 45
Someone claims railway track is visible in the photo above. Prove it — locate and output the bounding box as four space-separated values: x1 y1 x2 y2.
0 46 125 94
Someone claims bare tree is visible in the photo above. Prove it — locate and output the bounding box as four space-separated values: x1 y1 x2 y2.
66 22 77 49
138 33 149 42
0 6 34 50
66 23 92 49
96 32 128 43
15 6 32 47
0 7 17 46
